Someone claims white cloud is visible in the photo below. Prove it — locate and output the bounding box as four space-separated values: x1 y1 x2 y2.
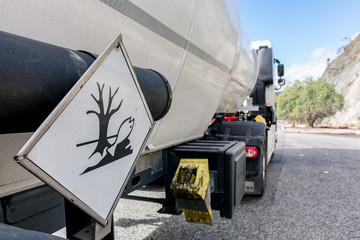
311 47 327 59
286 47 336 83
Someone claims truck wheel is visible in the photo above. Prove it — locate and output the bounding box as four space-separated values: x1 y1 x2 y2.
260 153 266 195
259 146 267 196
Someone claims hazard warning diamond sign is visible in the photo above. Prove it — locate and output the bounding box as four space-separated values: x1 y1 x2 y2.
15 33 153 225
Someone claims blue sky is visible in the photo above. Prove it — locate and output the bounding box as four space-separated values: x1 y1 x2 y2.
239 0 360 83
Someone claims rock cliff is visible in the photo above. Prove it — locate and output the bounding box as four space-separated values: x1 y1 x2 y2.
321 34 360 127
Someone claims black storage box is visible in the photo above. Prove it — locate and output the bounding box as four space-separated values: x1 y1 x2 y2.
172 140 246 219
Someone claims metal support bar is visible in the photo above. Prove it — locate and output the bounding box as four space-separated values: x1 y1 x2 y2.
64 199 114 240
158 152 182 215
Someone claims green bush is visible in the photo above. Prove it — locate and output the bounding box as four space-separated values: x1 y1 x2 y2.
276 78 344 127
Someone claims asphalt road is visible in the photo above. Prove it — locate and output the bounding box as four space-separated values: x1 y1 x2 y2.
112 129 360 239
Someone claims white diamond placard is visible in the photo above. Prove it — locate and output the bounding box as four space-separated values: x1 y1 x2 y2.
15 33 153 225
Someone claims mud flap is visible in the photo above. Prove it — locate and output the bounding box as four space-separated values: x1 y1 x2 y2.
170 159 213 225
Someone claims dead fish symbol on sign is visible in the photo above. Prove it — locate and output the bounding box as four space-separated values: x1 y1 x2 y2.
107 117 134 157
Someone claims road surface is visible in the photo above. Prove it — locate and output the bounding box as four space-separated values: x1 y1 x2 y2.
56 128 360 239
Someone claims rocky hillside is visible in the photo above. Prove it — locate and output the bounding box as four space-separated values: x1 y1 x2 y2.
321 34 360 127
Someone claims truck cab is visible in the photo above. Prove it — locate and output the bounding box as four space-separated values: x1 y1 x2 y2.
206 40 285 195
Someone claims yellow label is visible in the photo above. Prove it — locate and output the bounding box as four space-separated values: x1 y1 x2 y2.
255 115 266 124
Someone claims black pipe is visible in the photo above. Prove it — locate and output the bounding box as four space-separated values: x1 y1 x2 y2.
133 67 172 121
0 31 172 134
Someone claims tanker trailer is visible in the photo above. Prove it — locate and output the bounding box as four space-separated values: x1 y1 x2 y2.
0 0 263 239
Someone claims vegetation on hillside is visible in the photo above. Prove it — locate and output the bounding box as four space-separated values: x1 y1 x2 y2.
276 78 344 127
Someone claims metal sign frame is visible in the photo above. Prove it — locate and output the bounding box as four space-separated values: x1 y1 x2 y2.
15 33 154 226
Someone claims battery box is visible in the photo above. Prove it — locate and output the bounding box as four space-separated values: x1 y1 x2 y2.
172 140 246 219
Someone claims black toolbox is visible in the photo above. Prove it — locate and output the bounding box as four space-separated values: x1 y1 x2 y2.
172 140 246 219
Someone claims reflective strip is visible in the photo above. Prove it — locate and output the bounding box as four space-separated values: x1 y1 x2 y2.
100 0 231 74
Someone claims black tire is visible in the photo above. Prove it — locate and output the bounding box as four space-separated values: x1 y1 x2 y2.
258 143 267 196
260 153 266 195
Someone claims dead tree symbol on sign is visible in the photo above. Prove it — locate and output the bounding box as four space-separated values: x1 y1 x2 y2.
76 82 135 175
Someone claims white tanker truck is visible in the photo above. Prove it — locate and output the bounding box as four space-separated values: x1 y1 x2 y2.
0 0 284 239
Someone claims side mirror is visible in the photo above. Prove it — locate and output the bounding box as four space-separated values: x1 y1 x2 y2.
278 64 284 77
278 78 285 86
